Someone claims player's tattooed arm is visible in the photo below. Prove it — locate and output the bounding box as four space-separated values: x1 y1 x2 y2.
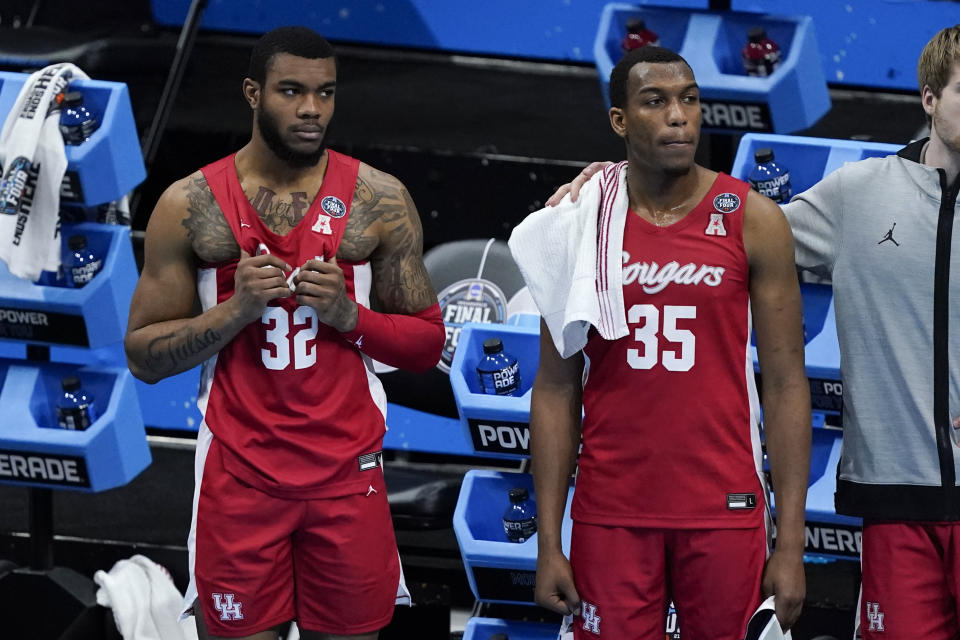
354 165 438 313
182 175 239 264
339 173 383 260
142 327 224 376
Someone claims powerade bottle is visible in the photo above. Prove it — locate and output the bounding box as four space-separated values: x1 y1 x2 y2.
59 91 99 145
741 27 781 77
621 18 660 53
64 234 103 288
56 376 96 430
502 487 537 542
477 338 520 396
748 148 793 204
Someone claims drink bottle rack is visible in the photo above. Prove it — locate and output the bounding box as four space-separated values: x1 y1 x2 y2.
0 72 148 639
0 72 145 207
0 359 148 492
0 222 137 351
453 469 574 608
450 320 565 637
450 320 540 460
594 4 831 134
732 133 902 197
0 224 150 492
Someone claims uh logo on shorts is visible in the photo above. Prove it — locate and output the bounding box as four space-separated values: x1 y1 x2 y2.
865 601 885 632
212 592 244 621
581 601 602 635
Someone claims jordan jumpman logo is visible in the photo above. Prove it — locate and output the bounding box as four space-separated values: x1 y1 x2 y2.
878 222 899 246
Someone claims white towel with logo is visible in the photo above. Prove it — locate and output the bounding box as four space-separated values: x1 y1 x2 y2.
0 62 88 281
507 161 629 358
94 554 188 640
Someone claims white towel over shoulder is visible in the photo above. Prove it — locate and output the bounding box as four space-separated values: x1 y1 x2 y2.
0 63 88 281
508 162 630 358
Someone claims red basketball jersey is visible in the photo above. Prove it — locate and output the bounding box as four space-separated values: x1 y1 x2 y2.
572 173 764 528
197 151 387 499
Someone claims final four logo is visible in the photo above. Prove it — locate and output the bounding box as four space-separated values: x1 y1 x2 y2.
436 278 508 373
713 192 741 214
320 195 346 218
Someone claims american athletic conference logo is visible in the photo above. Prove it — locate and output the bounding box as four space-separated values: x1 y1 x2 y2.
320 195 346 218
713 192 741 214
212 593 244 621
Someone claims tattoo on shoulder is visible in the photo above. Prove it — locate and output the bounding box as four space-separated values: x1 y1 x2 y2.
182 175 239 263
338 172 383 260
350 168 436 312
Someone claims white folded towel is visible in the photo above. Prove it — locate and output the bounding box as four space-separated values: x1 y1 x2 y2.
508 161 630 358
0 62 88 281
94 554 188 640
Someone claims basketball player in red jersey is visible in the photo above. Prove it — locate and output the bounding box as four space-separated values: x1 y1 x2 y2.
522 47 810 638
124 27 444 640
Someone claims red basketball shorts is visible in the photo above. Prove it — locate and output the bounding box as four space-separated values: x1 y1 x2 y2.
194 440 400 637
570 522 767 640
860 520 960 640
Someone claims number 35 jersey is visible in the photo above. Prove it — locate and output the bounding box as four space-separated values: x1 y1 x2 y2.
573 173 765 529
196 151 387 499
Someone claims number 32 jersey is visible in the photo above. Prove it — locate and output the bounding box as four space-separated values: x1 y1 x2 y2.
196 151 387 499
574 173 765 529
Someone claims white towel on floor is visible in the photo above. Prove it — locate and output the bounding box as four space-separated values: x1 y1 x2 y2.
0 62 87 281
94 554 187 640
508 161 630 358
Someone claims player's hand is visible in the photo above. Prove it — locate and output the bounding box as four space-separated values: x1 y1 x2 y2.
294 256 358 332
535 549 581 616
231 249 293 323
761 547 805 630
544 161 613 207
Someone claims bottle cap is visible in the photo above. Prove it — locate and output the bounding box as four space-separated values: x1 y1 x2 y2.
509 487 529 502
626 18 647 33
67 235 88 251
754 147 774 164
748 27 767 42
63 91 84 107
482 338 504 354
61 376 81 392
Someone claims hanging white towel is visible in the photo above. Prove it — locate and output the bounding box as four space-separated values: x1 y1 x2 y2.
0 62 88 281
94 554 188 640
507 161 630 358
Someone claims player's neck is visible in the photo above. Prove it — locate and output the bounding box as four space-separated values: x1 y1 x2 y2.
237 137 329 188
625 163 703 214
923 131 960 187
